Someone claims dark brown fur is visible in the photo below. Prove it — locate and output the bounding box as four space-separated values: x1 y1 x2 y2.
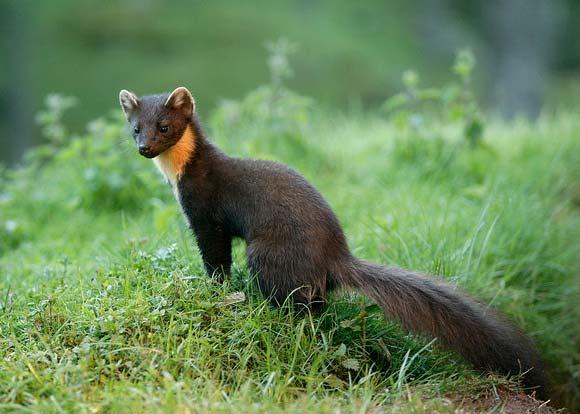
120 88 547 399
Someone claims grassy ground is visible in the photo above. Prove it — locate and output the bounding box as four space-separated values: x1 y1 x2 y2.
0 96 579 412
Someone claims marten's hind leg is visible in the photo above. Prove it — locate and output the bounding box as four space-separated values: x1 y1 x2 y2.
247 241 328 311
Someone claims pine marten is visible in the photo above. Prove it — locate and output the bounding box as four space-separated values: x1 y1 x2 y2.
119 86 546 398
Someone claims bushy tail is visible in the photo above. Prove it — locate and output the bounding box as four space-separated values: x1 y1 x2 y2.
337 258 546 398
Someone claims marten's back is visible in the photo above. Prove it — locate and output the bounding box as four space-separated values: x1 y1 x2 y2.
209 157 348 249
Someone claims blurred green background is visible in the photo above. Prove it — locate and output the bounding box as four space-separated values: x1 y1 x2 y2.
1 0 579 165
1 1 580 410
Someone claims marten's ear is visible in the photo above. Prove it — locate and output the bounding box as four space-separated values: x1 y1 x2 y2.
165 86 195 117
119 89 140 119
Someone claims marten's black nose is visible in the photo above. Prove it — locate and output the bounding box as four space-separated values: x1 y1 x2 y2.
138 145 151 156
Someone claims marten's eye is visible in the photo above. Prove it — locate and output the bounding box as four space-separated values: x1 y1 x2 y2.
159 125 169 133
133 126 140 134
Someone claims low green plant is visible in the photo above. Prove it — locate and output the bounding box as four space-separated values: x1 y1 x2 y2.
383 49 485 146
211 39 315 164
0 100 169 254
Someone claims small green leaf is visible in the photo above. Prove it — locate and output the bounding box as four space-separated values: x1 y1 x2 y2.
334 343 347 357
417 88 441 101
402 70 419 88
448 105 464 121
465 119 484 146
342 358 360 371
220 291 246 307
381 94 409 113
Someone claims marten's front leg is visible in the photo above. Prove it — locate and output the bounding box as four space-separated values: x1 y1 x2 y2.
193 222 232 282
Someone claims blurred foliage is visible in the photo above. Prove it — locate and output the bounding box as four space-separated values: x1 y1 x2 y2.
211 39 316 164
0 100 164 252
0 0 423 135
35 95 78 146
3 0 580 165
382 50 484 146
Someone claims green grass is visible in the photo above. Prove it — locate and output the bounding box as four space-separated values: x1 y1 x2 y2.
0 101 579 412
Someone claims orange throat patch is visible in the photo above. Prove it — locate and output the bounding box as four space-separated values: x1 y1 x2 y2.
153 125 196 187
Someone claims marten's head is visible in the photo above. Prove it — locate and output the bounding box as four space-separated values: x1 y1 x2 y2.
119 87 195 159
